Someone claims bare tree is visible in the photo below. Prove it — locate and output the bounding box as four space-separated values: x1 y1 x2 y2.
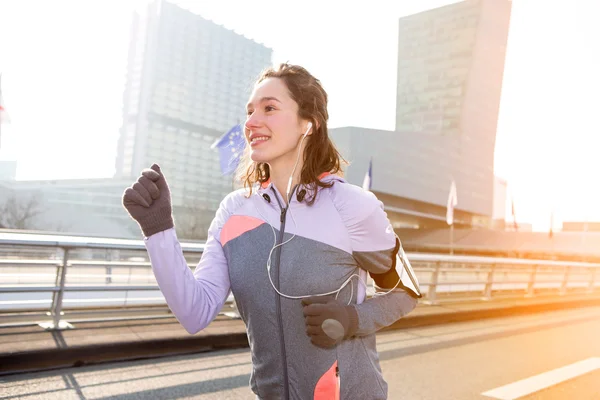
0 193 44 230
51 220 72 233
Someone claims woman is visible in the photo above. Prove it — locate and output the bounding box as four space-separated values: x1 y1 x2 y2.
123 63 418 399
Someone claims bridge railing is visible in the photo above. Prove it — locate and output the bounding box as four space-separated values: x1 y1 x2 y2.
1 231 598 330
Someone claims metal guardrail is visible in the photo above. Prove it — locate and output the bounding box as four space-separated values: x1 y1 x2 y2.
1 231 599 330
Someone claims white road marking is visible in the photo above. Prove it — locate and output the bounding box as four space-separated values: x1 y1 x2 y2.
482 357 600 400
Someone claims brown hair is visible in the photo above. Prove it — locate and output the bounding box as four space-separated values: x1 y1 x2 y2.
236 63 346 204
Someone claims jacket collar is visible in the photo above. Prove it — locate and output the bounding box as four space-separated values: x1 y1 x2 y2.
256 172 345 205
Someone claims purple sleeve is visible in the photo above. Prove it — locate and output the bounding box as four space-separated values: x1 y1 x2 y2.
144 195 235 334
333 183 396 268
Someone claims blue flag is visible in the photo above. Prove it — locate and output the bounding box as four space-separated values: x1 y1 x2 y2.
212 124 246 175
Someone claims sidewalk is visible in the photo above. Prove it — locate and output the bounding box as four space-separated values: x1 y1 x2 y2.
2 292 600 375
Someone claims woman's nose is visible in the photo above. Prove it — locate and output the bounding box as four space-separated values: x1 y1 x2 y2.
245 112 263 131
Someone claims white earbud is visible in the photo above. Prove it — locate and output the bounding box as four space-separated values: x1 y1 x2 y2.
285 122 313 201
303 122 313 137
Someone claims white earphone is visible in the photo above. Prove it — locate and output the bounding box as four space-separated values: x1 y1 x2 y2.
285 122 313 198
303 122 312 137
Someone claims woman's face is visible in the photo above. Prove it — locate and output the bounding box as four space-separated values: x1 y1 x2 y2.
245 77 309 166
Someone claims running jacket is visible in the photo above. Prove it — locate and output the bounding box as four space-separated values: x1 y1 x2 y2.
145 174 418 399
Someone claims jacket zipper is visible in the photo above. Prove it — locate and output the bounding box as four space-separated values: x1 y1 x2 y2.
271 186 296 400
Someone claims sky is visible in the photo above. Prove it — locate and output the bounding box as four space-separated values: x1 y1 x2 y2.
0 0 599 231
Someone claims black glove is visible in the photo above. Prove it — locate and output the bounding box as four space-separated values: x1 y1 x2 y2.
302 296 359 348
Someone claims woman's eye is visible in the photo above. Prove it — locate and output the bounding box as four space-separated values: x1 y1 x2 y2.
246 110 253 116
265 105 275 112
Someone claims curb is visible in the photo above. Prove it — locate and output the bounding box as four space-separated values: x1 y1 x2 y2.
3 295 600 376
0 332 249 376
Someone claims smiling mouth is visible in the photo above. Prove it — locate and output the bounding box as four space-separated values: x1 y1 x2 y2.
250 136 270 145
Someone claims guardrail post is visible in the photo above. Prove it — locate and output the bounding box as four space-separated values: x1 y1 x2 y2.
40 247 73 330
560 266 570 295
483 264 495 300
526 265 538 297
588 268 596 293
106 249 113 284
427 262 440 304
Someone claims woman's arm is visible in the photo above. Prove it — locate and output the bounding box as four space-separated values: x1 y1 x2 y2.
145 195 237 334
345 205 418 336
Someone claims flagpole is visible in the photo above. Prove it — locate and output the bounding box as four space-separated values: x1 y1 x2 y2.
509 187 515 231
446 180 457 255
450 223 454 255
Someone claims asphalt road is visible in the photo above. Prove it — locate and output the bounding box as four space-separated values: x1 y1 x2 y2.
2 306 600 399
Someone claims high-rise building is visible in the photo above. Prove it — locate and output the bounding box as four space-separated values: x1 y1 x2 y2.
114 0 272 211
331 0 511 229
396 0 511 136
394 0 511 220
